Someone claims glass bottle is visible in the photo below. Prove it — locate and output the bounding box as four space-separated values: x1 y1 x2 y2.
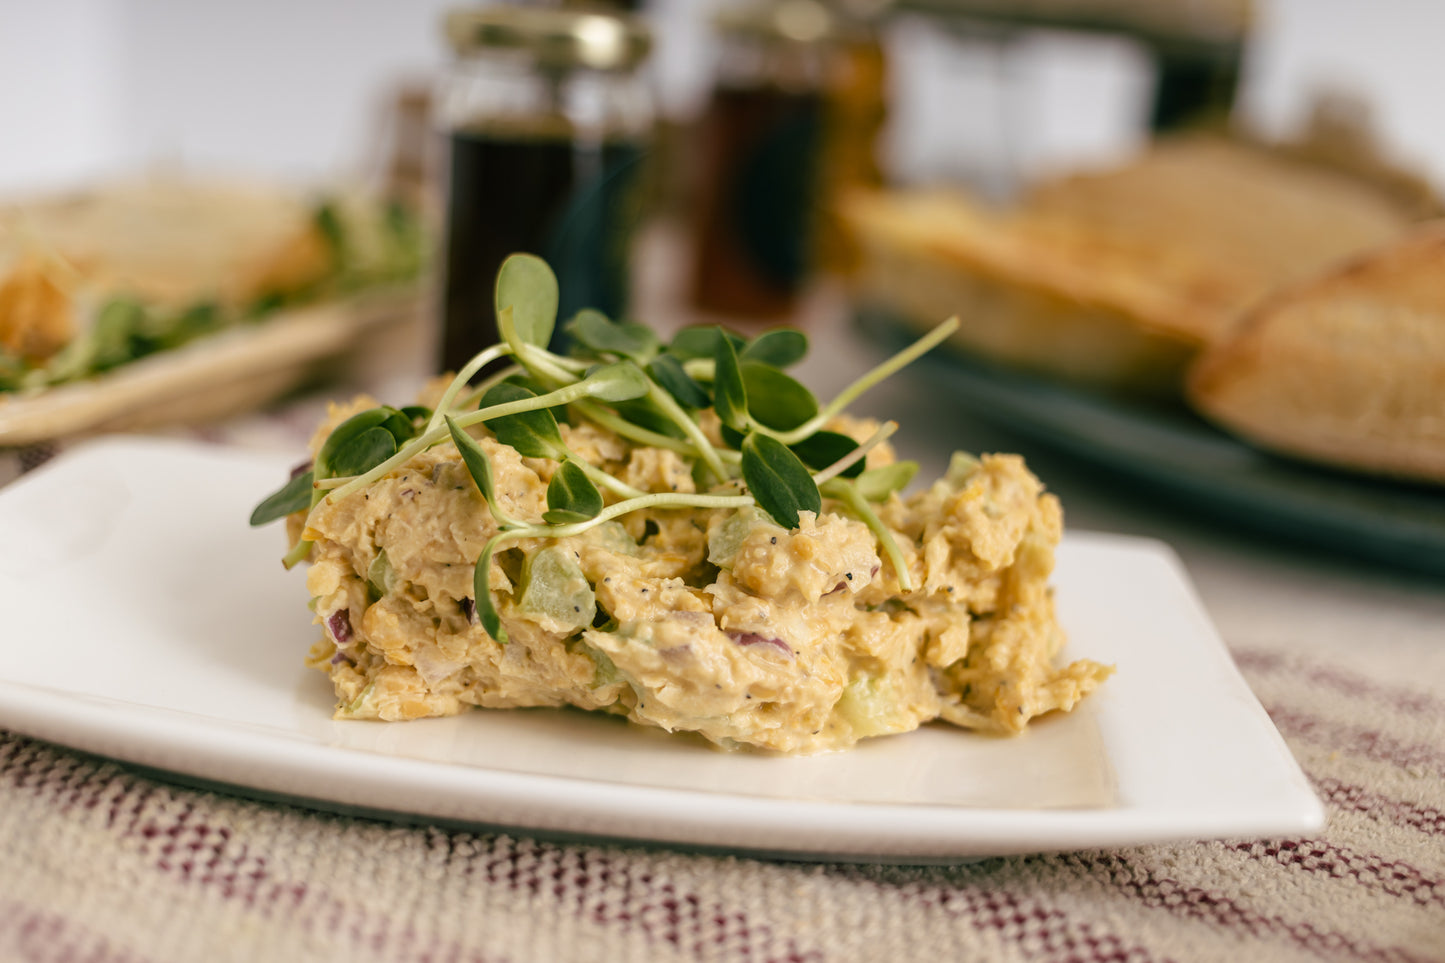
688 0 842 321
438 4 654 374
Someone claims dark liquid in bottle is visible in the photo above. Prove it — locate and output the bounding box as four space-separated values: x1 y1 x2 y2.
441 126 645 375
689 84 824 319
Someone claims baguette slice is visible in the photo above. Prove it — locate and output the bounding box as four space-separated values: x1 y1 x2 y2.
842 135 1419 398
1187 224 1445 484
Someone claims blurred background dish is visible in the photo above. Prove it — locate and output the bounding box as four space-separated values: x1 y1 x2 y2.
0 177 429 442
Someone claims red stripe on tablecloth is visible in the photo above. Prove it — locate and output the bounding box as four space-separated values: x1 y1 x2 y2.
1069 852 1437 963
482 840 826 962
1314 777 1445 837
0 901 153 963
1234 648 1445 719
1226 839 1445 908
1260 703 1445 776
825 866 1174 963
98 781 826 963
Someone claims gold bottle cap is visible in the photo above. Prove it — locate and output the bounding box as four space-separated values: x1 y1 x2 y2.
445 4 653 71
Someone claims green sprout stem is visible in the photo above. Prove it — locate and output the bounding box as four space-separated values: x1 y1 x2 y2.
810 420 897 487
426 343 511 433
281 537 312 569
777 317 959 446
645 383 730 480
454 363 524 412
570 400 718 461
823 478 913 592
570 455 645 500
505 489 755 542
516 340 585 388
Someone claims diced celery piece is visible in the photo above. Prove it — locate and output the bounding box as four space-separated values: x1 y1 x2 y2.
590 520 638 556
367 549 397 598
707 507 770 569
835 672 916 739
944 451 981 487
518 544 596 630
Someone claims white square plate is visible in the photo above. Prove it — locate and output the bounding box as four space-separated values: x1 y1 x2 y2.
0 438 1322 861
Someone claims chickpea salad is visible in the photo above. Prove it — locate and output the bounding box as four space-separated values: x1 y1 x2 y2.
251 255 1111 753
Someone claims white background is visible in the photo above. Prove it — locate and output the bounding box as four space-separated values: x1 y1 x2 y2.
0 0 1442 195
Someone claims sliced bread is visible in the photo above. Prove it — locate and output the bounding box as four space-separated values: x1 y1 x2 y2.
1187 224 1445 484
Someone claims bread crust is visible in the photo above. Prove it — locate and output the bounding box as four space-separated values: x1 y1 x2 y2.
843 135 1419 398
1187 223 1445 484
843 190 1205 397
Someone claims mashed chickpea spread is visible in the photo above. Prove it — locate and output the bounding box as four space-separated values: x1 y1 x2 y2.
255 255 1111 753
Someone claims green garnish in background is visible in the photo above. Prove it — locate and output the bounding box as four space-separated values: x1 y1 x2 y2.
252 253 959 642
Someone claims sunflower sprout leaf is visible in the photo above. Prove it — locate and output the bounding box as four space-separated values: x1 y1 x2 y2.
473 536 507 643
315 407 409 479
566 309 660 363
478 382 565 458
855 461 919 501
325 426 398 479
250 470 314 526
741 328 808 367
582 360 651 403
446 414 505 513
741 433 820 529
668 325 745 362
713 330 748 432
741 361 817 431
646 354 710 409
791 430 865 479
544 459 603 523
495 254 558 349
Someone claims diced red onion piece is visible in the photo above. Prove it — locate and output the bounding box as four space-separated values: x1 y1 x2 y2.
727 630 793 657
326 610 353 645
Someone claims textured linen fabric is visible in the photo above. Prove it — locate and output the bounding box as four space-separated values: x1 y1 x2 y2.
2 635 1442 963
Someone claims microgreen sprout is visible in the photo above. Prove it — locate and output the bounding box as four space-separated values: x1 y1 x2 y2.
252 253 958 636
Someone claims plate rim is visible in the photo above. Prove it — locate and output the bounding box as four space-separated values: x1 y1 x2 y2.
0 673 1325 861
